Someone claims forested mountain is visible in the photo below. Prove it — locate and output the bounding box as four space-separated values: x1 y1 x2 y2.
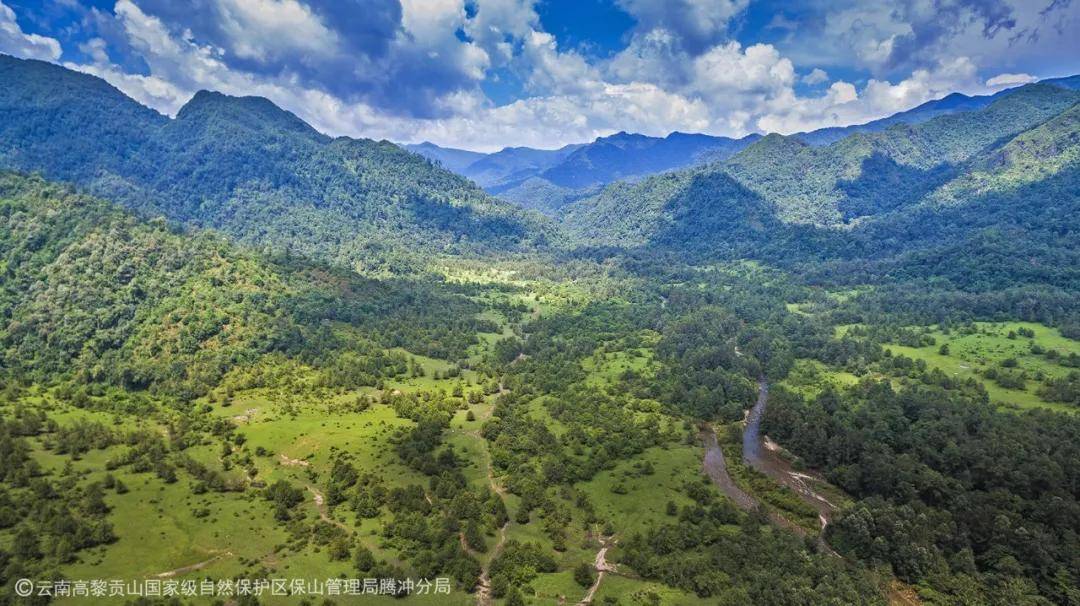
407 76 1079 214
0 173 492 400
557 83 1080 331
0 54 544 271
560 82 1079 239
794 75 1079 146
723 83 1080 225
538 131 761 190
795 91 998 146
408 142 582 191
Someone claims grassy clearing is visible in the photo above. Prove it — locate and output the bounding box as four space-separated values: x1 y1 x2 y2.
581 347 657 388
780 359 861 398
832 321 1079 413
577 444 704 538
884 321 1079 413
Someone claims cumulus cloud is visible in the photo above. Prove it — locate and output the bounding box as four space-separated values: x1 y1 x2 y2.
213 0 340 62
0 0 62 61
802 68 829 85
615 0 749 53
757 57 985 134
985 72 1036 88
14 0 1075 151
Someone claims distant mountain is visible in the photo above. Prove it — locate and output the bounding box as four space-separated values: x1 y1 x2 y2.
404 141 486 173
468 144 582 190
557 81 1080 272
404 74 1079 216
0 54 543 272
411 131 760 214
539 131 761 190
795 91 1001 146
796 73 1080 146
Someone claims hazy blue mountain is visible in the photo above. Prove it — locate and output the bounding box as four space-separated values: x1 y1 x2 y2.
410 130 760 212
404 141 486 173
467 144 583 190
539 131 761 189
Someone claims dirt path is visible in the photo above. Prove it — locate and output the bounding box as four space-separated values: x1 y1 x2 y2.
473 436 509 606
306 485 350 532
576 536 616 605
155 551 232 578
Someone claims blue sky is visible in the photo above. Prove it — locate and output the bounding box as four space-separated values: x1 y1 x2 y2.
1 0 1077 151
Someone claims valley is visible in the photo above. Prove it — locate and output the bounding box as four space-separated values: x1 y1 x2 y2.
0 50 1078 606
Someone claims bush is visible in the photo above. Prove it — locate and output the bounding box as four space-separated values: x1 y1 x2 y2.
574 562 595 587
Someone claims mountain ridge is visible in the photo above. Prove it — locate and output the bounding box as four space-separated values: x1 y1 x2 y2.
0 53 545 271
410 73 1080 211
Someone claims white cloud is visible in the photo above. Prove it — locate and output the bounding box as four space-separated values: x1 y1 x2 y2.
213 0 339 62
802 68 829 85
985 72 1035 88
32 0 1067 152
0 0 62 61
756 57 986 135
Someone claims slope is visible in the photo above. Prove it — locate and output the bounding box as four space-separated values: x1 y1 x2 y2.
0 54 543 270
0 172 494 399
722 82 1080 225
556 88 1080 305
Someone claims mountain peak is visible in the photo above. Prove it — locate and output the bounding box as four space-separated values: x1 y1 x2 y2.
176 90 325 140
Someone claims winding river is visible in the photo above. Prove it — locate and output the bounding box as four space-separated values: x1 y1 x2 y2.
703 379 837 539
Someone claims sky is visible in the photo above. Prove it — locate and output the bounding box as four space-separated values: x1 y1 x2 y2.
1 0 1078 151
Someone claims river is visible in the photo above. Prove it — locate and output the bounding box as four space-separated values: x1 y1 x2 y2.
702 378 837 541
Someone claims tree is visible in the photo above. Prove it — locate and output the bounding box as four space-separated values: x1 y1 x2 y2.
505 587 526 606
574 562 595 588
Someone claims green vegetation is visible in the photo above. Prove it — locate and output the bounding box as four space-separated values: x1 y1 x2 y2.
0 55 544 274
0 55 1078 606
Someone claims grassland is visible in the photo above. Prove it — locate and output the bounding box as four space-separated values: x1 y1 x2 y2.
872 321 1078 413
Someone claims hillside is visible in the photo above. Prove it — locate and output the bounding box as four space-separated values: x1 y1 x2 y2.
558 87 1080 306
0 173 493 399
0 55 544 270
795 90 1001 147
723 82 1080 225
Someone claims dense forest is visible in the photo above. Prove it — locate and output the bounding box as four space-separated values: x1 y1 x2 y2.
0 55 544 273
0 52 1078 606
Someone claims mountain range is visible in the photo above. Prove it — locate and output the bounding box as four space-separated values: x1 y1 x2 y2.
409 73 1080 215
556 78 1080 305
407 130 761 214
1 51 1078 298
0 54 542 274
